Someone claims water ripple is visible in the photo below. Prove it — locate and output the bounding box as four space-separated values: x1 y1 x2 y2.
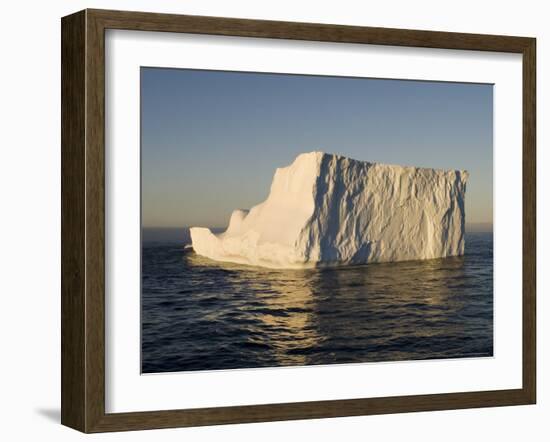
142 232 493 373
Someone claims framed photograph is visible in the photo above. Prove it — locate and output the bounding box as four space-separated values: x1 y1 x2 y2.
61 9 536 433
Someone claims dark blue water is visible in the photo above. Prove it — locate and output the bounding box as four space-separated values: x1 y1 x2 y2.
141 231 493 373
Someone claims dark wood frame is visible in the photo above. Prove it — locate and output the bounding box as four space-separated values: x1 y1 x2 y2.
61 8 536 433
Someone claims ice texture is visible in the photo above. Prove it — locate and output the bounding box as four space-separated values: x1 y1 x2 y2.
190 152 468 269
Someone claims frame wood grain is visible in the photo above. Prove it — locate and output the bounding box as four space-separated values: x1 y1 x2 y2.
61 8 536 433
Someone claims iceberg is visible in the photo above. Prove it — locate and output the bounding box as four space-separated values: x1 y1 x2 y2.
190 152 468 269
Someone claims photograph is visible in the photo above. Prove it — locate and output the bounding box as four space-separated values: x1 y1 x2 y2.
140 67 494 374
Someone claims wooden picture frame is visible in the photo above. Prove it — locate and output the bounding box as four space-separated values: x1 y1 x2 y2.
61 8 536 433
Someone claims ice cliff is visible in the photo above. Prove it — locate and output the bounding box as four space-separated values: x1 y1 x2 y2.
190 152 468 269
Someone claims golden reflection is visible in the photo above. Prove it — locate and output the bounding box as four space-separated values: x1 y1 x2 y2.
187 252 322 366
186 247 486 367
251 272 321 366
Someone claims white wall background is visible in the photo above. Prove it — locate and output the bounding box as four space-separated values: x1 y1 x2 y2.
0 0 546 440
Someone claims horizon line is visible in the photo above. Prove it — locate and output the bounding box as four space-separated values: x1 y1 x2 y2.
142 222 494 229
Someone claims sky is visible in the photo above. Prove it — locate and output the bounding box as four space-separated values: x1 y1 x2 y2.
141 68 493 229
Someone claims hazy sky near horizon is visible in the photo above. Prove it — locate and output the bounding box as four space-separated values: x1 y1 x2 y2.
141 68 493 228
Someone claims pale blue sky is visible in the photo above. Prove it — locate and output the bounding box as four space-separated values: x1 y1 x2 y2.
141 68 493 228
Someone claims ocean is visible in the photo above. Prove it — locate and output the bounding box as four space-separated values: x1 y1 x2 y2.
141 230 493 373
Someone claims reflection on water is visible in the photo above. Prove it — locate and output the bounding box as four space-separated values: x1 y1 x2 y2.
141 233 493 373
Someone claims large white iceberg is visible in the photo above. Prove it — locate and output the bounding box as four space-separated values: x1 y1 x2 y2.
190 152 468 269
